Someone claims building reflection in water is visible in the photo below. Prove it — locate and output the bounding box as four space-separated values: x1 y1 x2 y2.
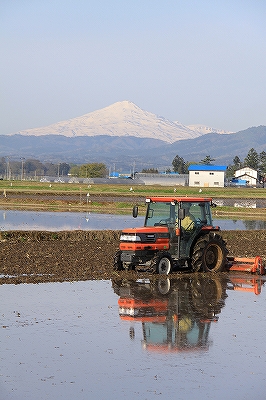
112 274 264 352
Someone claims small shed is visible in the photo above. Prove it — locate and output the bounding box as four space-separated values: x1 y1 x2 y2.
234 167 257 186
188 165 227 187
231 178 247 186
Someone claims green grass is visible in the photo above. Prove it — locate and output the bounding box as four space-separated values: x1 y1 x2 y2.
212 206 266 220
0 180 266 220
0 180 266 198
0 180 265 218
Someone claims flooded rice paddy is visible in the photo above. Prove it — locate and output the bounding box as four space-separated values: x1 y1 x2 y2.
1 275 266 399
1 209 266 231
1 206 266 399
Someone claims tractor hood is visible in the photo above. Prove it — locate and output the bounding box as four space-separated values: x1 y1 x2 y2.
121 226 169 235
119 226 170 250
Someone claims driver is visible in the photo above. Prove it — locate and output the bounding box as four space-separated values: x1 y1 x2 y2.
181 203 196 231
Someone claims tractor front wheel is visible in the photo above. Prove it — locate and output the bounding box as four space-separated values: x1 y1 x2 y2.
151 252 173 275
191 234 228 273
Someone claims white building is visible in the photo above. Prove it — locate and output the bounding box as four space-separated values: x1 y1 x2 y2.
188 165 227 187
234 167 258 186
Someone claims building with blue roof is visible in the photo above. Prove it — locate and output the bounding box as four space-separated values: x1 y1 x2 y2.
188 165 227 187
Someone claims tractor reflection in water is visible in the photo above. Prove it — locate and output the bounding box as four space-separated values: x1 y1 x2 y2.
112 275 264 352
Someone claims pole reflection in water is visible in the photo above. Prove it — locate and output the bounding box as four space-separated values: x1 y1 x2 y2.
112 274 265 353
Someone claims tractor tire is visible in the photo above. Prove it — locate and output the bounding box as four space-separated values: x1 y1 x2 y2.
156 278 171 295
191 233 228 273
113 250 124 271
191 276 223 311
151 251 173 275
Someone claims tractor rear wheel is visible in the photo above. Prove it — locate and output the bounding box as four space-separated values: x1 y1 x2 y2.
151 251 173 275
191 233 228 273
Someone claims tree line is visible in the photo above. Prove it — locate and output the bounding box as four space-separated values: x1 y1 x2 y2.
171 148 266 179
1 148 265 180
0 158 107 179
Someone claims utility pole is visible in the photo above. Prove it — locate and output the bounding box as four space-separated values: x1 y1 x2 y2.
132 161 135 179
6 157 11 180
21 157 25 180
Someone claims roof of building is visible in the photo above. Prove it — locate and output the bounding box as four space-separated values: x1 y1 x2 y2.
188 165 227 172
235 167 257 173
235 172 257 179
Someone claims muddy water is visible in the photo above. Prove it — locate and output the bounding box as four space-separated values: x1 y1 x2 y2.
1 209 266 231
1 275 266 400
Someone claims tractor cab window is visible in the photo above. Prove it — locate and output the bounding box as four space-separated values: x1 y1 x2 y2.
179 202 213 227
145 202 175 227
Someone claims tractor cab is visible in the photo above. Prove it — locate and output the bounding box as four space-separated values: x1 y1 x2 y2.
143 198 214 260
144 197 213 229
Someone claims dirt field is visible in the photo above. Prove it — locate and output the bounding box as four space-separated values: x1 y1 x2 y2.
1 229 266 284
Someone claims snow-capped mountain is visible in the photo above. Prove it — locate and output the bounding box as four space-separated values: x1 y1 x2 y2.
14 101 232 144
187 124 232 135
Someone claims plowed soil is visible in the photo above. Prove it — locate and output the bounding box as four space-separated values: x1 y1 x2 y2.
1 230 266 284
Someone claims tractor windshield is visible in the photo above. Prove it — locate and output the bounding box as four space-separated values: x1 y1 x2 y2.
145 201 174 227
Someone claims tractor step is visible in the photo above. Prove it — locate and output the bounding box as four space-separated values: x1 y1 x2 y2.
227 256 265 275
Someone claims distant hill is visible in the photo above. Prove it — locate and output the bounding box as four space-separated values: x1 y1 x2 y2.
1 101 264 168
10 100 231 144
1 126 266 169
146 125 266 166
0 134 166 163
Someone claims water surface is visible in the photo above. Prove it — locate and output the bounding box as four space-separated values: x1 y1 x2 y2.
1 276 266 399
1 209 266 231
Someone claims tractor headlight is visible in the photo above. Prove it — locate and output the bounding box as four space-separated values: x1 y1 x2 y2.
120 234 141 242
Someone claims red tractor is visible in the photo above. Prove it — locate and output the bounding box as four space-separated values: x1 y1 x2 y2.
112 276 228 352
114 196 228 274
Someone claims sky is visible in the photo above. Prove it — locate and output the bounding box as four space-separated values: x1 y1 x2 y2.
1 0 266 134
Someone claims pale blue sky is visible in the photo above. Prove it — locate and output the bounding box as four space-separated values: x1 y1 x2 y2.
1 0 266 134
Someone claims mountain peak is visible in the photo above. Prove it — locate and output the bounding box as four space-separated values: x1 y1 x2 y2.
14 101 231 143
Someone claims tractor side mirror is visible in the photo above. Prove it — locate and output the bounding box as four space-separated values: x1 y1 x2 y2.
178 208 185 220
133 205 138 218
